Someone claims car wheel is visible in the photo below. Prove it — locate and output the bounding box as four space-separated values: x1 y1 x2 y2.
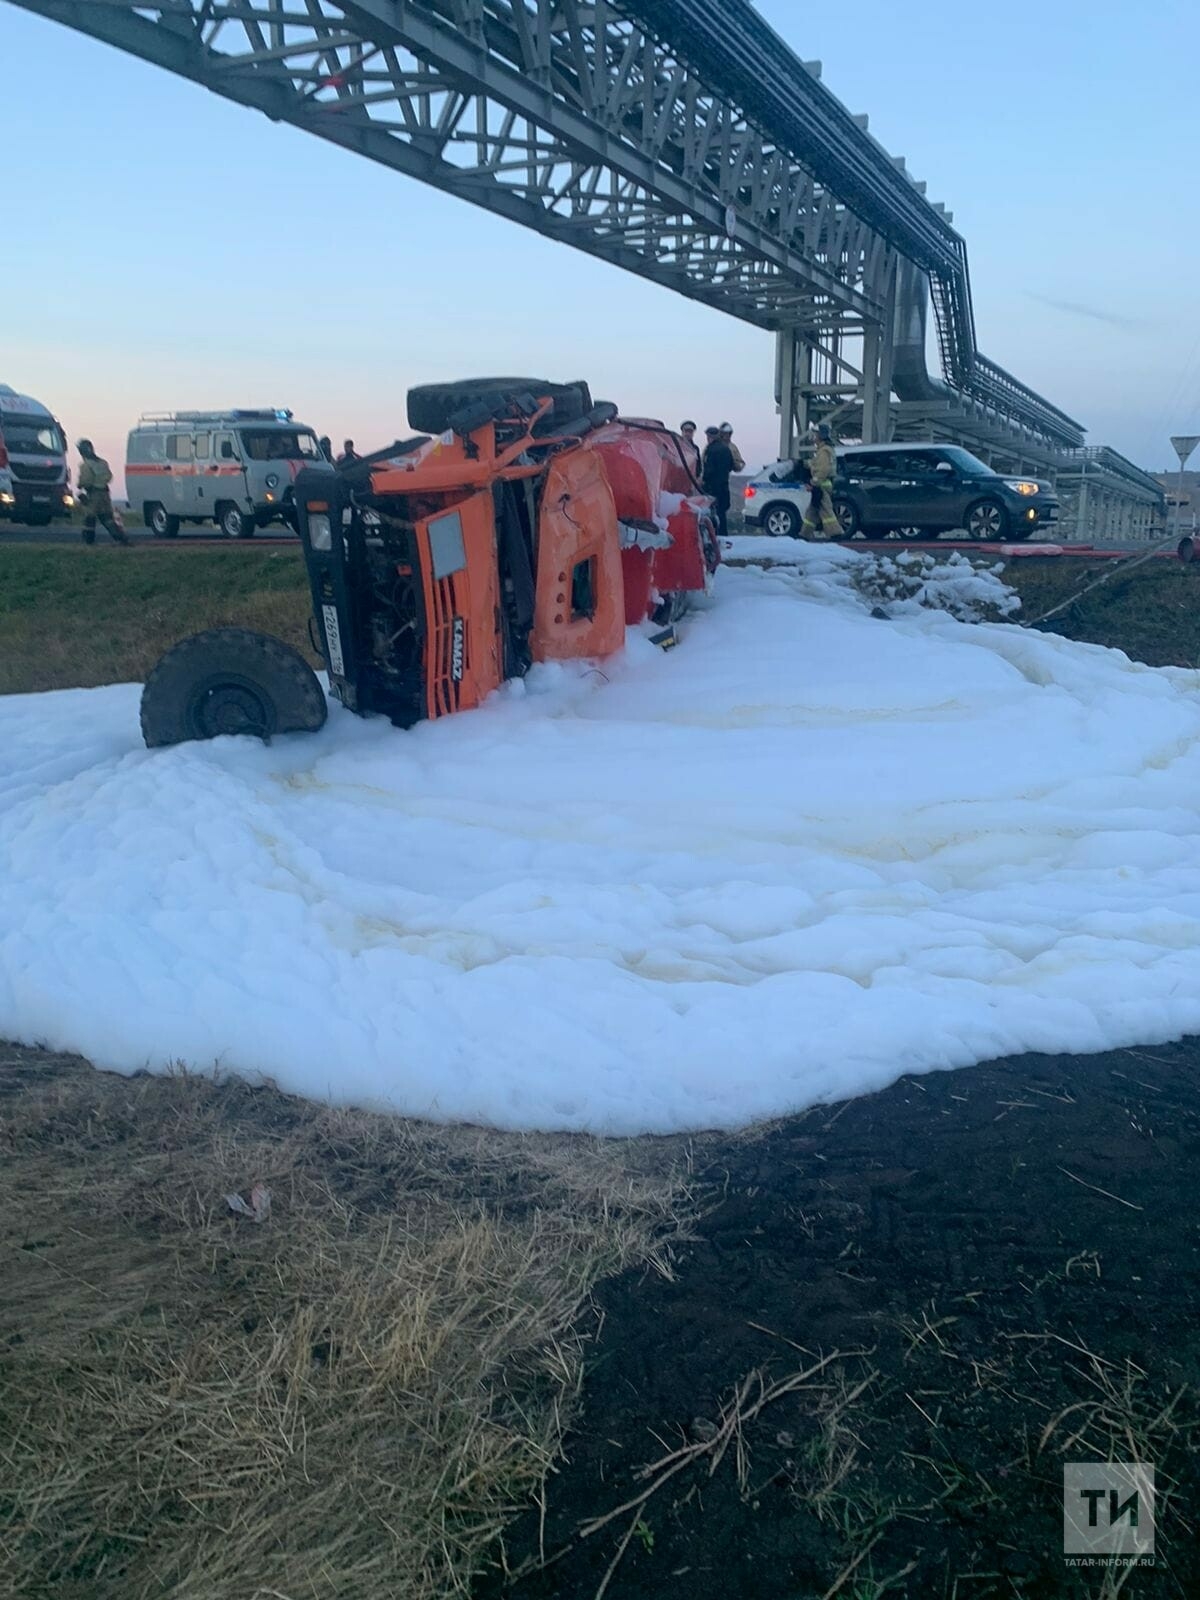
140 627 328 748
892 526 927 542
965 499 1010 541
146 503 180 538
763 502 801 539
218 503 249 539
833 498 861 539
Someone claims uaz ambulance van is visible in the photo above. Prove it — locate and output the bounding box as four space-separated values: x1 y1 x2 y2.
125 409 324 537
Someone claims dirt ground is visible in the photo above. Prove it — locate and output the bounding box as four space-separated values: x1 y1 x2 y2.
1003 558 1200 670
482 1043 1200 1599
0 1048 689 1600
4 542 1200 1599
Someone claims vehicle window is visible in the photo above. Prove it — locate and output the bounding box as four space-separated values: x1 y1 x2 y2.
0 418 64 454
215 432 238 461
167 433 194 462
129 432 166 463
849 453 897 478
239 429 321 462
194 433 211 460
894 452 942 478
940 445 995 476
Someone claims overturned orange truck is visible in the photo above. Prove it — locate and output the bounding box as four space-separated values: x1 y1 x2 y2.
140 379 721 747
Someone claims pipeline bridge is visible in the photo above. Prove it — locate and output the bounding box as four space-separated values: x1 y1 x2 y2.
8 0 1164 535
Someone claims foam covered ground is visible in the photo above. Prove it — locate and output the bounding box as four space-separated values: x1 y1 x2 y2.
3 550 1200 1134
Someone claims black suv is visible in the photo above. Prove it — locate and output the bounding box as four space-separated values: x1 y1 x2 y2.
832 444 1057 542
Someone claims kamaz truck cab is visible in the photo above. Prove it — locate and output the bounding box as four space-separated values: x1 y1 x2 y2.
139 378 719 747
0 386 72 525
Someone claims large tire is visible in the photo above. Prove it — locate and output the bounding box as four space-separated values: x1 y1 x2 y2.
140 627 328 749
964 498 1010 541
407 377 592 435
146 502 180 538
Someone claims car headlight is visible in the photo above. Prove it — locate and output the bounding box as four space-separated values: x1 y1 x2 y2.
307 511 332 551
265 472 279 490
1004 480 1039 496
63 493 75 508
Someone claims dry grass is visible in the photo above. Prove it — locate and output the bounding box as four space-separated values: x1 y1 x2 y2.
0 545 315 694
0 1046 689 1600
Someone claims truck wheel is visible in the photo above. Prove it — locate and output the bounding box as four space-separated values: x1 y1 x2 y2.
218 503 248 538
140 627 327 748
146 503 180 538
407 378 591 434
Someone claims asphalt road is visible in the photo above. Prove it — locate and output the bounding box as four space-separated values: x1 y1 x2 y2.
1 518 1163 557
1 521 298 546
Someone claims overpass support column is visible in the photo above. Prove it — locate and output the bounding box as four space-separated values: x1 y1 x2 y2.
775 329 812 459
859 268 896 444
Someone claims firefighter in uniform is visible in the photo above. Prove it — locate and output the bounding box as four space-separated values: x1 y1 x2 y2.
802 422 842 540
76 440 130 545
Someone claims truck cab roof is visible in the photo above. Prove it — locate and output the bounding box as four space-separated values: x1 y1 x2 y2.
0 385 56 421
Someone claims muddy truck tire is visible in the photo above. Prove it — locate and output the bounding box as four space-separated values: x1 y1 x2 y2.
140 628 328 748
407 378 592 436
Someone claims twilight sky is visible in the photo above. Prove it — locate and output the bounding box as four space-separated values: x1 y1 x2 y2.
0 0 1195 489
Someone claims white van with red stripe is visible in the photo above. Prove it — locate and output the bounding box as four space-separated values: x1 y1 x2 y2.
126 409 325 538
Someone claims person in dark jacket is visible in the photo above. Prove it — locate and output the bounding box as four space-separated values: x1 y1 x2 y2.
336 440 359 467
701 425 735 539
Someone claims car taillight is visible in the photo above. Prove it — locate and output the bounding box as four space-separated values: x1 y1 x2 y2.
744 485 757 499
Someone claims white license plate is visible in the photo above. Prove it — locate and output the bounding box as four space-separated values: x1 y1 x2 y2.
321 604 346 678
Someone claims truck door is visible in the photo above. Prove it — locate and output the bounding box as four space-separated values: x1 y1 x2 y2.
212 430 245 504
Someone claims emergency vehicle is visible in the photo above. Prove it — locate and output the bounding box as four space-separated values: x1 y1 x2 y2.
125 409 324 537
0 386 73 524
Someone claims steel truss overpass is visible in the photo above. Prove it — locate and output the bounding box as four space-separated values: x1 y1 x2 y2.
7 0 1163 530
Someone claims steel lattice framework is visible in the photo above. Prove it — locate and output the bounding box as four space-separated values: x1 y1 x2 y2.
14 0 893 329
12 0 1164 530
8 0 1086 449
